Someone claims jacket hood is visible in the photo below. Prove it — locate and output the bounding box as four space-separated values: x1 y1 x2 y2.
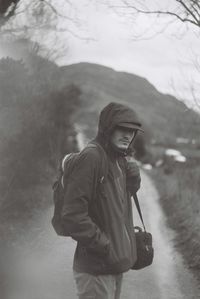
97 102 142 136
96 102 143 154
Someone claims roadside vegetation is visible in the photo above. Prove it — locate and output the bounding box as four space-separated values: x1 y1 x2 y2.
0 56 80 244
0 55 82 298
145 141 200 282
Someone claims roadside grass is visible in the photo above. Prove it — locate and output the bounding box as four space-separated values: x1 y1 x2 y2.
150 160 200 280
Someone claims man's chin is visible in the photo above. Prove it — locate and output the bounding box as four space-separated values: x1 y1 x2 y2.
117 144 129 150
110 142 129 154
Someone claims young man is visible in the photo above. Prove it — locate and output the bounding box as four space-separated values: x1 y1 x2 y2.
61 102 143 299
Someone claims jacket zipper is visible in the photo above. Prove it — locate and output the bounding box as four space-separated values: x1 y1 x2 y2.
116 160 133 260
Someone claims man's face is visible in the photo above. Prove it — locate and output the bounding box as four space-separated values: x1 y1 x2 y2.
111 126 137 150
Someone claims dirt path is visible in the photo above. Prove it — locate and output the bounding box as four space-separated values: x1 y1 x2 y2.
5 171 200 299
122 171 200 299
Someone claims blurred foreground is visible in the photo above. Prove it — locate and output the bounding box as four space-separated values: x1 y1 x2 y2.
1 172 200 299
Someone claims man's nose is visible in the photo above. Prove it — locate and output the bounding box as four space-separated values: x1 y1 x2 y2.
123 132 132 139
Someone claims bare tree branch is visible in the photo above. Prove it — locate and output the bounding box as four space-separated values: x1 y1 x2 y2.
42 0 77 23
190 84 200 109
0 0 80 27
189 0 200 17
0 0 17 14
176 0 199 24
0 0 20 27
111 0 200 28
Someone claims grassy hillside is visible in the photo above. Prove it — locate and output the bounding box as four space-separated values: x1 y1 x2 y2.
60 62 200 145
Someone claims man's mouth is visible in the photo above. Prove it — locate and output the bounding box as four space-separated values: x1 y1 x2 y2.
120 139 129 144
119 140 130 146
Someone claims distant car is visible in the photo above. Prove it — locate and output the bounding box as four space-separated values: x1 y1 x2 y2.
165 148 186 163
142 164 153 170
165 149 182 157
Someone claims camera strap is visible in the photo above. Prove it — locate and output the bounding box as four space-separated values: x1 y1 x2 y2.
133 193 146 232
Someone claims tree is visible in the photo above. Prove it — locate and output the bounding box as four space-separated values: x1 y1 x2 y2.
0 0 91 61
0 0 20 26
0 56 81 220
0 0 74 26
104 0 200 109
107 0 200 29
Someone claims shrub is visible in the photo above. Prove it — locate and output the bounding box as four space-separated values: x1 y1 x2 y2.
151 164 200 275
0 57 80 230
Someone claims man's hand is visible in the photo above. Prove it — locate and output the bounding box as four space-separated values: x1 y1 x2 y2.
126 159 141 194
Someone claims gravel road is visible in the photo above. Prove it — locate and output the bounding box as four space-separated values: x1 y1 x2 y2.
5 171 200 299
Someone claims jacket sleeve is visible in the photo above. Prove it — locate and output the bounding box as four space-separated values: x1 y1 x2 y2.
125 158 141 195
61 149 110 256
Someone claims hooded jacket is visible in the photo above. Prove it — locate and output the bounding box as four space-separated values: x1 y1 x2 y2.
61 102 142 275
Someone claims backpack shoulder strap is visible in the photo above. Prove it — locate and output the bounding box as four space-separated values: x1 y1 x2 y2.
86 141 108 183
61 152 79 187
61 142 108 194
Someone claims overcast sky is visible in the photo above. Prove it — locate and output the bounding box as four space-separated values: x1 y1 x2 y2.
56 0 200 109
1 0 200 109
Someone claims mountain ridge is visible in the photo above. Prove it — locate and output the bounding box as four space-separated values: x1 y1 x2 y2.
60 62 200 144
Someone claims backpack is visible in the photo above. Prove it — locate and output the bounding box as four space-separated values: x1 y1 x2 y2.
51 142 108 236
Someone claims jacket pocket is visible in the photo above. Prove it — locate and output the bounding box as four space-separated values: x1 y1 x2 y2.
104 225 133 266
